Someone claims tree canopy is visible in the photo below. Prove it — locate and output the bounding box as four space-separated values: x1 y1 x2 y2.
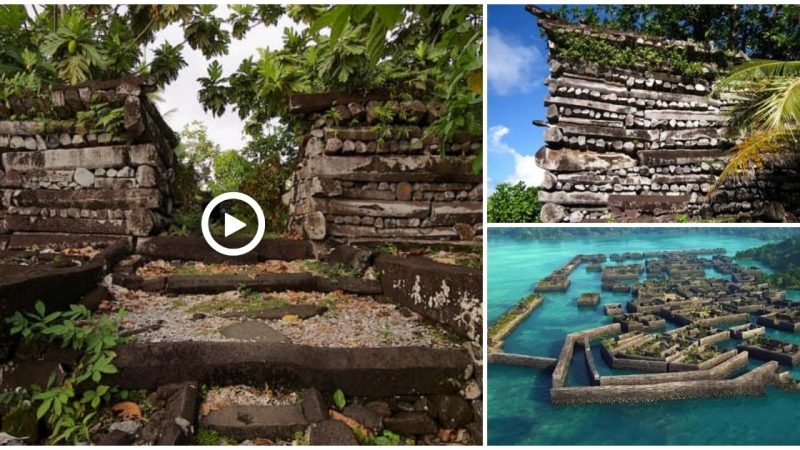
552 5 800 60
0 5 482 148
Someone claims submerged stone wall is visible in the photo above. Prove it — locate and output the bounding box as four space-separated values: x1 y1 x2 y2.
529 6 800 222
285 91 482 246
0 76 176 238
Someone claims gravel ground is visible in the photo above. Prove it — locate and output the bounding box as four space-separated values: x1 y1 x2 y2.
135 259 310 278
199 384 299 417
107 284 458 348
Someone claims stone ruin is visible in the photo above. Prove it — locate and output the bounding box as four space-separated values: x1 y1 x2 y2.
284 91 482 246
0 81 484 445
528 6 800 222
0 76 176 243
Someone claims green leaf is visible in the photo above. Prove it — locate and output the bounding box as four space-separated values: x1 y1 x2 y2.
332 389 346 410
36 398 52 419
34 301 46 317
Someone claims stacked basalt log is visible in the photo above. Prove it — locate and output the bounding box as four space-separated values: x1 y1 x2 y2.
529 6 800 223
286 91 482 245
0 76 176 237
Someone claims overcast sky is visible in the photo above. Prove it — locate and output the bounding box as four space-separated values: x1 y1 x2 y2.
149 6 302 150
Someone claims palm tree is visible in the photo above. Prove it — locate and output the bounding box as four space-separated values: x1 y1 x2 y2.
713 59 800 189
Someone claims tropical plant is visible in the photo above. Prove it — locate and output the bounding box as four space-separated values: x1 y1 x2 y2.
712 59 800 187
2 301 127 444
198 5 483 167
0 5 235 86
487 182 541 223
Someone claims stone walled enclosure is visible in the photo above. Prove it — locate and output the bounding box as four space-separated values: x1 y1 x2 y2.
529 6 800 222
285 91 482 245
0 76 176 238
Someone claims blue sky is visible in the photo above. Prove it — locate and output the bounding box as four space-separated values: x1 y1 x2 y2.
487 4 555 192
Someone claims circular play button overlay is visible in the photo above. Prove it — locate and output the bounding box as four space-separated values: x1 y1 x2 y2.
201 192 265 256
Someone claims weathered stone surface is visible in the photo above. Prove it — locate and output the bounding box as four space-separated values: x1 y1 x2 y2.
136 165 157 187
376 254 482 340
107 341 471 396
308 419 358 445
201 405 307 440
384 412 438 436
73 167 95 187
12 189 161 209
0 261 104 320
538 191 609 206
303 211 326 240
343 404 384 433
429 394 473 429
536 147 637 172
135 236 312 262
2 145 155 170
608 194 690 213
638 149 730 167
540 203 567 223
300 388 328 423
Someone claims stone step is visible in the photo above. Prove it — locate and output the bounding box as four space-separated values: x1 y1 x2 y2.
105 341 471 397
200 405 308 440
135 236 313 263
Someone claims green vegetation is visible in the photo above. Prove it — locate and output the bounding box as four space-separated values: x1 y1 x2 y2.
188 295 290 315
332 388 346 410
0 5 234 86
738 237 800 288
196 427 237 445
197 5 483 166
712 58 800 189
552 32 726 78
552 5 800 60
488 294 542 346
1 302 126 444
303 260 360 282
169 122 297 236
487 182 541 223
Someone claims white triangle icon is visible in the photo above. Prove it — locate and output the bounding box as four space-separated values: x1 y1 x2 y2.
224 213 246 237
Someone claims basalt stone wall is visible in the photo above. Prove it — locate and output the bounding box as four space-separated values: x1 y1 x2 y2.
285 92 482 246
0 76 176 238
529 6 800 223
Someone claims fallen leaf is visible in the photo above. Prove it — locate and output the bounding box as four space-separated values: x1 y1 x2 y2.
438 428 453 442
112 401 142 420
282 314 300 323
330 410 373 439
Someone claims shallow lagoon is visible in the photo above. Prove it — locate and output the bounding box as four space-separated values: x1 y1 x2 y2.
488 231 800 445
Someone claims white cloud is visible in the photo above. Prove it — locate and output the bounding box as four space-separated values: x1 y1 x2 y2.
489 125 544 187
149 7 302 150
487 27 542 96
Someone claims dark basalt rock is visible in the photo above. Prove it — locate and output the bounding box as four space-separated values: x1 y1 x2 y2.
428 394 473 429
300 388 328 423
383 411 438 436
105 341 471 397
308 419 358 445
343 404 384 433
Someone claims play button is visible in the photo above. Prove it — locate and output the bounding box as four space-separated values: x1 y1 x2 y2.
201 192 265 256
224 213 246 237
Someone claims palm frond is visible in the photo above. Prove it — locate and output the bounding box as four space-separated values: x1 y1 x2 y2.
715 60 800 94
711 127 800 196
749 77 800 131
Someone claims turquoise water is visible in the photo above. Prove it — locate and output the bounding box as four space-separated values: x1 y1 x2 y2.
488 231 800 445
